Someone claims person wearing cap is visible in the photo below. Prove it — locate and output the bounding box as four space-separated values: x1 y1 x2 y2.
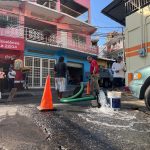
112 56 126 90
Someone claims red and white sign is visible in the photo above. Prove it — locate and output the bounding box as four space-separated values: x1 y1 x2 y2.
0 36 24 51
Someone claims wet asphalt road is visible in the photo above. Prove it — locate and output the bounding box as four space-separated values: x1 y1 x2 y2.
1 90 150 150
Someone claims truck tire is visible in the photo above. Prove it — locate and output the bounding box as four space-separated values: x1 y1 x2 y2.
144 86 150 111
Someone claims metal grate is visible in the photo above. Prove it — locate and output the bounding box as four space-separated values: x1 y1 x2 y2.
24 27 98 55
125 0 150 15
24 56 56 88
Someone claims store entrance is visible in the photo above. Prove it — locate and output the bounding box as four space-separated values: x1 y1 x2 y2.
67 62 83 85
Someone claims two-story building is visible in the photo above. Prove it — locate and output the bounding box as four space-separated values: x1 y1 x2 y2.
0 0 98 88
102 0 150 85
105 32 124 59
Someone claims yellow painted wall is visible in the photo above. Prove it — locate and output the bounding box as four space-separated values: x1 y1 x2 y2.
125 5 150 85
97 59 107 68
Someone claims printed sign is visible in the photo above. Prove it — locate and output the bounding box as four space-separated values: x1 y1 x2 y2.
0 36 24 51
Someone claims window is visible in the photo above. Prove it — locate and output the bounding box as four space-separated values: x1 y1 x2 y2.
24 56 56 88
0 14 19 27
72 34 86 44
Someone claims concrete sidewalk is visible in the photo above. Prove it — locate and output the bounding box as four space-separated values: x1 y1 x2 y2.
1 84 77 99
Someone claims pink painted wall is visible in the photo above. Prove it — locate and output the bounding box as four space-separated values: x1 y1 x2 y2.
74 0 90 8
0 10 24 38
74 0 91 23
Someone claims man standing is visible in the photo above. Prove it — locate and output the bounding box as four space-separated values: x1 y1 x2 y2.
22 70 29 90
0 68 6 98
8 66 16 91
112 56 126 90
54 56 67 100
87 56 100 96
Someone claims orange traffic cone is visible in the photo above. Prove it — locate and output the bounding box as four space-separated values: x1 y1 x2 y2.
86 81 90 95
37 75 54 111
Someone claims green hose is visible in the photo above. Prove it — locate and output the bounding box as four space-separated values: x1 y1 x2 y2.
61 82 84 100
60 95 95 103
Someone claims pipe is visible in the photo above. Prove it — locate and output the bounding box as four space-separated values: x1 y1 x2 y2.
60 95 95 103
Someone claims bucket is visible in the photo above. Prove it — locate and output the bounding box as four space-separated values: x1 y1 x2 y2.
107 91 122 110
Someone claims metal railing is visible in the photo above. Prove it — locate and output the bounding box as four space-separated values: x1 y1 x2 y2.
0 26 24 38
24 27 98 55
37 0 83 18
125 0 150 15
0 26 98 54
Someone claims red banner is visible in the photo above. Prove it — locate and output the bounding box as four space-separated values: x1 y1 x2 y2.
0 36 24 51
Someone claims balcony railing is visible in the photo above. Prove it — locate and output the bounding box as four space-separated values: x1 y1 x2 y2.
37 0 83 18
0 26 97 54
24 27 98 55
125 0 150 15
0 26 24 38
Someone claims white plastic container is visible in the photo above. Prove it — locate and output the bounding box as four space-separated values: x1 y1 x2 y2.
107 91 122 110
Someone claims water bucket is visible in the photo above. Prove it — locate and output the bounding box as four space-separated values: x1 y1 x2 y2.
107 91 122 110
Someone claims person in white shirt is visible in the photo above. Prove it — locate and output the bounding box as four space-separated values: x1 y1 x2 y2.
8 67 16 91
112 56 126 89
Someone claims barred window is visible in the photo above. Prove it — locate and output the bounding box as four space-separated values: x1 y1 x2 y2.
72 34 86 44
0 14 19 27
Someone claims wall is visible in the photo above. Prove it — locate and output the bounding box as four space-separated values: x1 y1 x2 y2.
74 0 90 23
97 59 107 68
109 39 123 52
0 9 24 38
125 5 150 85
24 46 90 82
74 0 90 9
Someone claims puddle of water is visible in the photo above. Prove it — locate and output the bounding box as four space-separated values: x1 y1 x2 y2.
86 107 137 121
78 107 150 133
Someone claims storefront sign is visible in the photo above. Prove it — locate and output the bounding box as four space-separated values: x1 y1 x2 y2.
0 36 24 51
0 50 23 63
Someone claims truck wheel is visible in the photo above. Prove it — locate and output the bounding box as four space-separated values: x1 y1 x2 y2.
144 86 150 111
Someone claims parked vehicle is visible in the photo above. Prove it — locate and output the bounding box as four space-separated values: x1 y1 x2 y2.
99 68 113 88
129 66 150 110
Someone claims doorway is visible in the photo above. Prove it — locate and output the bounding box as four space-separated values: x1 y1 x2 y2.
67 62 83 85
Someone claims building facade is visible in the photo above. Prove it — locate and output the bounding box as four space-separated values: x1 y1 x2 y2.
0 0 98 88
98 46 115 68
105 32 124 59
102 0 150 85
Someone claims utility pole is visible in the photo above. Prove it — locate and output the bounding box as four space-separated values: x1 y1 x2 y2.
121 27 126 62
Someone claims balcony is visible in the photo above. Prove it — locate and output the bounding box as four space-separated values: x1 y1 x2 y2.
36 0 89 21
24 27 98 55
125 0 150 15
0 26 24 38
0 25 97 55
